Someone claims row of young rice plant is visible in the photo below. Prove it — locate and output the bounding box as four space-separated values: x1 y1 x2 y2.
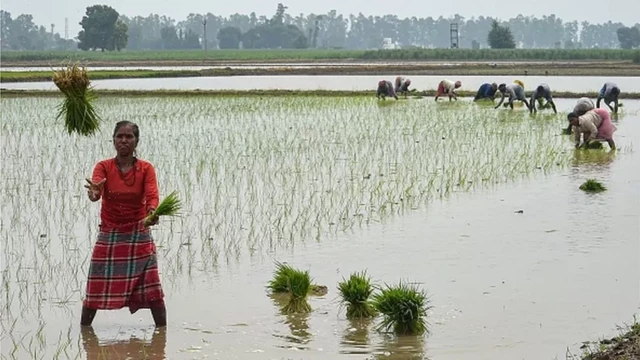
1 95 574 358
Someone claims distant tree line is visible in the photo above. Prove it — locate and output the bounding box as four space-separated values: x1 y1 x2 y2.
0 11 75 50
2 5 640 51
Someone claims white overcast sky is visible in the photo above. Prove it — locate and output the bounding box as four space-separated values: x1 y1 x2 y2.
2 0 638 38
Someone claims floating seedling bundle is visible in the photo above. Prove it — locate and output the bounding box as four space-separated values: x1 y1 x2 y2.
372 281 432 335
144 191 182 227
579 179 606 193
52 63 101 136
268 262 312 314
338 271 377 319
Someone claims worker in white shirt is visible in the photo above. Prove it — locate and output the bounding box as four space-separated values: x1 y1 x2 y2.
435 79 462 101
494 83 530 110
567 108 616 150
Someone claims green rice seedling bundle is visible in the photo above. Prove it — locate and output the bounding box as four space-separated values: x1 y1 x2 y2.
338 271 376 319
371 281 432 335
268 262 297 293
268 262 313 314
579 179 607 193
144 190 182 226
281 270 312 314
52 63 100 136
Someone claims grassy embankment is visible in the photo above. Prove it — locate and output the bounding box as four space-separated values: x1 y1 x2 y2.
2 48 640 64
570 318 640 360
2 49 638 81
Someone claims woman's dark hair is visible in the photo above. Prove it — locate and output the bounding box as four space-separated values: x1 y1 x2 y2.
537 85 545 93
567 112 578 121
610 87 620 96
113 121 140 142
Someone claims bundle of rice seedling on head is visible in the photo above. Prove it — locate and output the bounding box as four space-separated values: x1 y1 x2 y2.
371 281 432 336
144 190 182 226
579 179 607 193
52 63 101 136
338 271 377 319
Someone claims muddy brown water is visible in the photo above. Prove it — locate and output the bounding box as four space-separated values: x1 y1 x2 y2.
0 98 638 360
2 75 640 93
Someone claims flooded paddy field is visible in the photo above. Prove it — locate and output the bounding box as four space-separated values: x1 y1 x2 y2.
1 96 638 360
2 75 639 94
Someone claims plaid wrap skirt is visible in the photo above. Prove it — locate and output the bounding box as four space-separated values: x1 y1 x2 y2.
83 222 165 313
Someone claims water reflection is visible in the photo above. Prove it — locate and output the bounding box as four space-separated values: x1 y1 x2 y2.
571 148 617 167
340 318 373 355
270 293 312 349
611 113 621 122
81 326 166 360
371 333 428 360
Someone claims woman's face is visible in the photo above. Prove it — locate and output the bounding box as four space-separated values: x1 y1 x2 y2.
569 117 579 127
113 125 137 156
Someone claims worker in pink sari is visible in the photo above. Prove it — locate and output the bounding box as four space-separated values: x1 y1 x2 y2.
567 108 616 150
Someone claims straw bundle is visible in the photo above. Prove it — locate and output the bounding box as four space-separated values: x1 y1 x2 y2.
52 63 101 136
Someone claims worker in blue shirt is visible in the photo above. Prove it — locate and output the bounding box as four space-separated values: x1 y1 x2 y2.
473 82 498 101
529 83 557 114
596 82 620 114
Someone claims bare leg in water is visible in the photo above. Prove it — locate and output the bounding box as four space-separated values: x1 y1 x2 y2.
80 301 167 327
81 306 97 326
151 302 167 327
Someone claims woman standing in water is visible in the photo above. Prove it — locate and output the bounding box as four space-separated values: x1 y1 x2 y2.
81 121 167 327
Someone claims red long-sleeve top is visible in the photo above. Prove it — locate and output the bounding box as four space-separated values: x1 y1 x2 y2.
91 158 159 232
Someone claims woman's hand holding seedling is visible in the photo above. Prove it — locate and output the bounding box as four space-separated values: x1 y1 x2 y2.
143 191 181 228
144 209 159 227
